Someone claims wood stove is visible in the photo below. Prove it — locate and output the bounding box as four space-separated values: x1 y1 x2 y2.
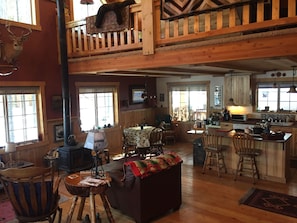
58 143 93 173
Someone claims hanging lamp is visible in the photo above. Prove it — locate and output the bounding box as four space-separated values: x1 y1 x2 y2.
80 0 94 16
287 66 297 93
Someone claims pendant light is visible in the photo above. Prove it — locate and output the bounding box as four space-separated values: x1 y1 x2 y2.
287 66 297 93
80 0 94 16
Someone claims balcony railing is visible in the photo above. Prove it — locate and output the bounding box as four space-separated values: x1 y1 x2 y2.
66 0 297 59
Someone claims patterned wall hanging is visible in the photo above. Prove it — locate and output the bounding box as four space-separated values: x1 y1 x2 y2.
160 0 262 20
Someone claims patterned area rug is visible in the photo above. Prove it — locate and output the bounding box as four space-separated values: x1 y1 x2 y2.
239 188 297 218
160 0 258 20
0 200 15 223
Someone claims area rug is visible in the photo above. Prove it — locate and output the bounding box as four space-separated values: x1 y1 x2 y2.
0 200 15 223
239 188 297 218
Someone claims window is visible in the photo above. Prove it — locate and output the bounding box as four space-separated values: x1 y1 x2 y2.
257 83 297 112
0 0 40 27
168 82 209 122
0 85 44 147
77 83 119 131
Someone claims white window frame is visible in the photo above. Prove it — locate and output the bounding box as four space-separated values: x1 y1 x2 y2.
76 82 119 132
0 0 41 30
257 82 297 112
168 81 210 122
0 82 46 148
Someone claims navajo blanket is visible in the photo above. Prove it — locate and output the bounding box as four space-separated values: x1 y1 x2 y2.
124 152 183 178
161 0 261 20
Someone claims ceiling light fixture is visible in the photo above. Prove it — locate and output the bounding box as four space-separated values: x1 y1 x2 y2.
80 0 94 16
287 66 297 93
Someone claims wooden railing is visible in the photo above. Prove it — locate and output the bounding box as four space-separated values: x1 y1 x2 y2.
155 0 297 45
66 0 297 59
66 3 143 58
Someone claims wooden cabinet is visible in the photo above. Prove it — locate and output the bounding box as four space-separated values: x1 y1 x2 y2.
224 75 251 106
270 125 297 158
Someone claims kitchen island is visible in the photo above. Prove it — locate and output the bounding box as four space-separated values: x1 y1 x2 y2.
224 131 292 183
188 129 292 183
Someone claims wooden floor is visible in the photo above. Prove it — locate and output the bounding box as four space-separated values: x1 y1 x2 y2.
3 142 297 222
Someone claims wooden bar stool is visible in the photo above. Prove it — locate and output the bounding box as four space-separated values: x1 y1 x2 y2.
202 130 228 177
232 132 262 184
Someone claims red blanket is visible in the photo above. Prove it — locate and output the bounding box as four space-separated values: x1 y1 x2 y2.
124 152 182 178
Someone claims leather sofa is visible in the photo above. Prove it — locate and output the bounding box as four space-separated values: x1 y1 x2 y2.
103 152 183 223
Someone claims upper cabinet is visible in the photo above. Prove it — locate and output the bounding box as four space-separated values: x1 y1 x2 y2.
224 75 251 106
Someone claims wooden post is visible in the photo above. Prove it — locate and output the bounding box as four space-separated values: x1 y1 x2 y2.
141 0 155 55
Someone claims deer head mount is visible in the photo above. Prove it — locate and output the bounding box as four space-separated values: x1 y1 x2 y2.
0 24 32 65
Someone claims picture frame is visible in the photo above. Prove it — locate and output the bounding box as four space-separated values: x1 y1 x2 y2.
129 85 145 104
54 124 64 142
52 95 62 112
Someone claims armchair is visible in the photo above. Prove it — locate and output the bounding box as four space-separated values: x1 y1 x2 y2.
0 167 62 223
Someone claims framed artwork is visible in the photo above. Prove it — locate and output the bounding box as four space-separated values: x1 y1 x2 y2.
129 85 146 104
159 93 164 102
52 95 62 112
214 85 222 108
54 124 64 142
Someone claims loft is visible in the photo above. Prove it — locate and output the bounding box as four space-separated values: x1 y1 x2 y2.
66 0 297 77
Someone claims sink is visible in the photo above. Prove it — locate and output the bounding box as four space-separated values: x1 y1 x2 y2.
269 122 294 127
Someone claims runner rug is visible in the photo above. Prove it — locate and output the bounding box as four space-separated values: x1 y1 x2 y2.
239 188 297 218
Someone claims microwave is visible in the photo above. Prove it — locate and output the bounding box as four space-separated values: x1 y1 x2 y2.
231 114 247 122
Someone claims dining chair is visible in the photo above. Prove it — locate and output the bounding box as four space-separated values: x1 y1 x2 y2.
0 167 62 223
202 130 228 177
232 132 262 184
122 131 137 159
148 127 164 158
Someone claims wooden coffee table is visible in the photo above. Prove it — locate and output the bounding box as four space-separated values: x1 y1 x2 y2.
64 171 114 223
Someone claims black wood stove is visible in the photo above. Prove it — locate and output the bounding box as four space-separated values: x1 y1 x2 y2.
58 143 93 173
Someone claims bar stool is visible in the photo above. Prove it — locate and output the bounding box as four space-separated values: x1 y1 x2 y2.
232 132 262 184
202 130 227 177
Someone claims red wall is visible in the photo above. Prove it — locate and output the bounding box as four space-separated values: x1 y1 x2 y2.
0 0 156 120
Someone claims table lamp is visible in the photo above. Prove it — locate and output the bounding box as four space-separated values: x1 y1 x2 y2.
84 130 108 178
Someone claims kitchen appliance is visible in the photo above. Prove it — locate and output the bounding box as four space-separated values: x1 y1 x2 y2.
231 114 247 122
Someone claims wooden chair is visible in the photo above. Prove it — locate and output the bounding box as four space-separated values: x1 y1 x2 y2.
148 127 164 158
0 167 62 223
202 130 228 177
232 132 262 184
122 131 137 159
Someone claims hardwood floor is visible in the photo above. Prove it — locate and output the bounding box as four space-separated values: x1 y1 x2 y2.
3 142 297 222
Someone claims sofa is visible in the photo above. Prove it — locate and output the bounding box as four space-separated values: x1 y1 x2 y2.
103 152 183 223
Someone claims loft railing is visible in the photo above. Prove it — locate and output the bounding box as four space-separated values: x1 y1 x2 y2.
66 0 297 59
66 3 142 58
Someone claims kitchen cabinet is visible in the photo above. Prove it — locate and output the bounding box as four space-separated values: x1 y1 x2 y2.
224 75 251 106
270 125 297 158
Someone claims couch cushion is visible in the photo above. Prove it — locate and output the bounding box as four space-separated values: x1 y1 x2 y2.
124 152 182 178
